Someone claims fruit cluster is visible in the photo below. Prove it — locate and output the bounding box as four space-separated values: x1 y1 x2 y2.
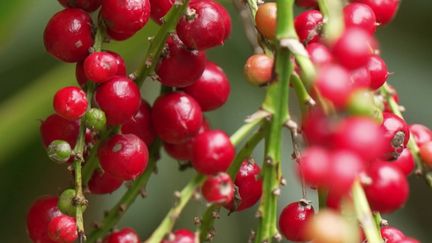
26 0 431 242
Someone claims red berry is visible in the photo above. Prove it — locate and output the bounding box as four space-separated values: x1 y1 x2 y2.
279 201 314 242
354 0 400 25
306 43 333 67
121 100 156 146
162 229 196 243
244 54 274 86
201 172 235 204
192 130 235 175
27 196 62 243
332 117 385 162
53 86 88 121
225 160 262 211
40 114 79 147
349 67 371 89
156 36 206 87
315 63 353 108
297 146 331 187
409 124 432 147
295 0 317 8
103 227 140 243
149 0 174 24
95 76 141 125
164 120 210 161
328 150 365 196
302 109 334 146
47 215 77 243
177 0 231 50
44 9 94 62
88 169 123 194
98 134 149 180
76 61 88 87
255 3 277 40
367 55 389 90
391 149 415 176
363 161 409 213
344 3 377 34
381 112 410 160
294 10 323 44
151 92 203 144
396 238 420 243
183 61 230 111
419 141 432 168
332 28 374 70
83 51 126 83
57 0 102 12
380 226 406 243
101 0 151 40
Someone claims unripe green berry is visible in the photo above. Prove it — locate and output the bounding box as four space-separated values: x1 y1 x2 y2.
47 140 72 163
85 108 106 131
347 89 376 117
58 189 87 216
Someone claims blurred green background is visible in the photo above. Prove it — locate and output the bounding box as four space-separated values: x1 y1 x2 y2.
0 0 431 242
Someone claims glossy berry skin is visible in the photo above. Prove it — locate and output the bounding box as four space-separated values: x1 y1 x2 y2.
121 100 156 146
84 51 126 83
53 86 88 121
225 161 262 211
332 28 374 70
201 172 235 204
297 146 331 187
101 0 151 40
98 134 149 181
302 109 333 146
156 36 206 87
294 10 323 44
329 150 365 196
350 67 371 89
95 76 141 125
380 226 406 243
58 0 102 12
315 64 353 108
306 43 333 67
409 124 432 147
176 0 231 50
151 92 203 144
419 141 432 167
279 202 314 242
27 196 62 243
162 229 195 243
244 54 274 86
396 238 420 243
367 55 389 90
47 215 77 243
354 0 400 25
149 0 174 24
344 3 377 34
255 3 277 40
381 112 410 160
332 117 385 162
103 227 140 243
295 0 317 8
391 149 415 176
363 161 409 213
88 169 123 194
183 61 230 111
192 130 235 175
44 9 94 62
40 114 79 147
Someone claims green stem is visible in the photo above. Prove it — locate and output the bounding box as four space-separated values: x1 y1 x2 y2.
199 124 268 241
134 0 191 86
255 1 294 242
145 174 206 243
352 181 384 243
86 140 162 243
230 116 265 146
317 0 344 43
291 74 314 115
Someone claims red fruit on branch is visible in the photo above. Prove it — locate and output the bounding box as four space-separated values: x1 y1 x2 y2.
83 51 126 83
88 169 123 194
122 100 156 146
95 76 141 125
294 10 323 44
152 92 203 144
297 146 331 187
344 3 377 34
419 141 432 167
47 215 78 243
367 55 389 90
149 0 174 24
307 43 334 67
103 227 140 243
244 54 274 86
328 150 365 196
302 109 334 146
409 124 432 147
350 67 372 89
354 0 400 25
183 61 231 111
380 226 406 243
255 3 277 40
201 172 235 204
162 229 196 243
40 114 79 148
44 9 94 62
57 0 102 12
279 201 314 242
98 134 149 181
27 196 62 243
53 86 88 121
380 112 410 160
192 130 235 175
390 149 415 176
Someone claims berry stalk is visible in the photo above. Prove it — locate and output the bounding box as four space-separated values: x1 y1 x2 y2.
317 0 344 43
